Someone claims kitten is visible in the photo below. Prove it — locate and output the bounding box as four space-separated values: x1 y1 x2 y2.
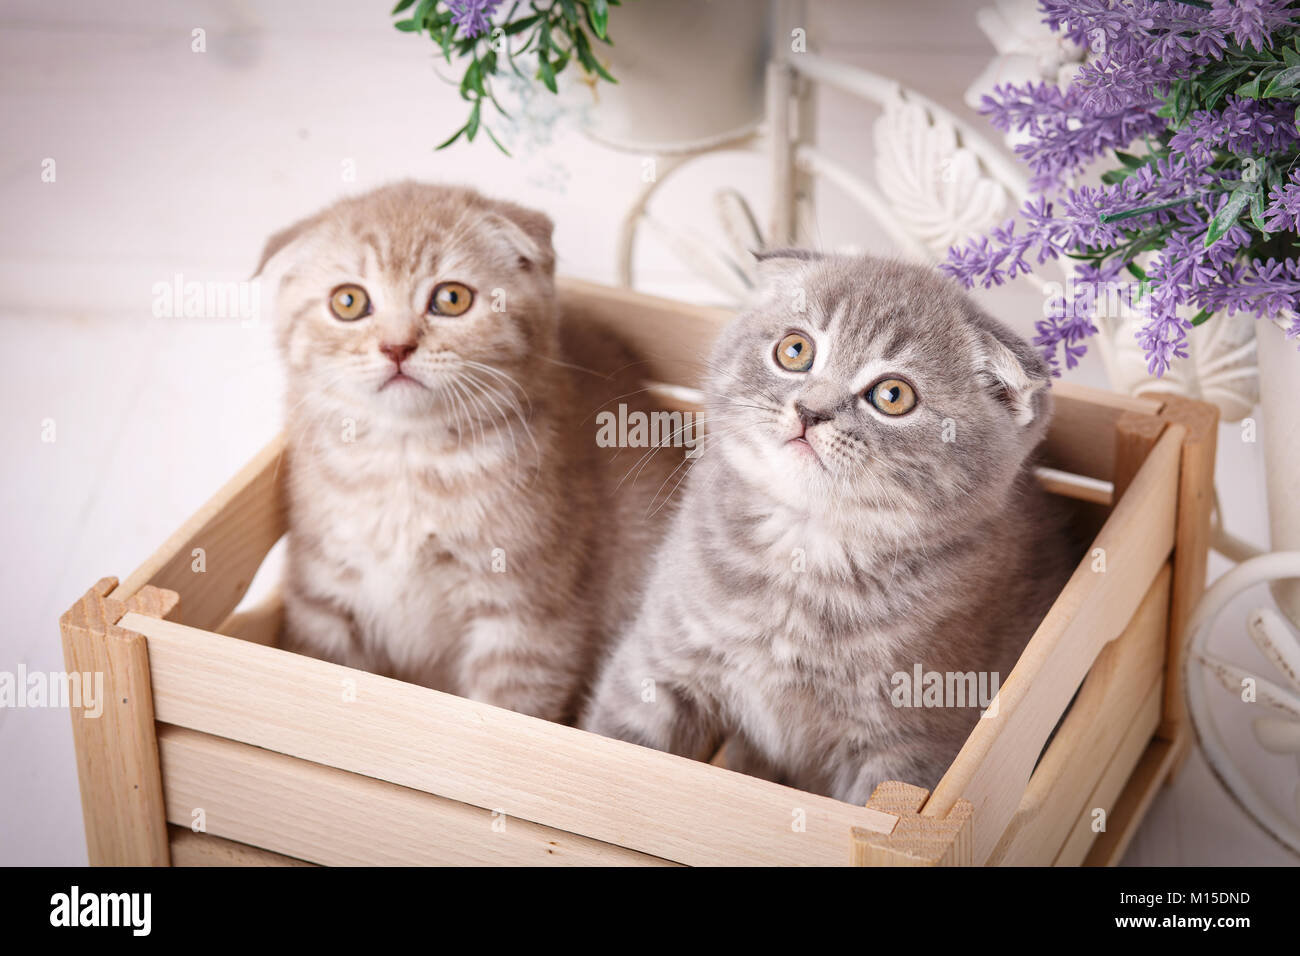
257 182 676 722
582 251 1077 802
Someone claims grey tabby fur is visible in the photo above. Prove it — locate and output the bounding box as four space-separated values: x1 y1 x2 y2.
582 252 1077 802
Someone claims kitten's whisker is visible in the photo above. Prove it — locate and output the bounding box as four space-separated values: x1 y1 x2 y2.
461 360 534 416
459 372 519 464
462 371 542 482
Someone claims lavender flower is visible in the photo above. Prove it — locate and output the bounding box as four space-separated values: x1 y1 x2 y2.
1169 96 1300 165
949 0 1300 375
1264 171 1300 233
448 0 501 39
980 82 1165 190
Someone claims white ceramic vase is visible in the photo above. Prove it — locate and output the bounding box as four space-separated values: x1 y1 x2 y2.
582 0 771 152
1257 314 1300 628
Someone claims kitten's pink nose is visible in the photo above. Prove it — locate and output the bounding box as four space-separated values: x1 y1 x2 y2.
380 342 417 365
795 401 834 429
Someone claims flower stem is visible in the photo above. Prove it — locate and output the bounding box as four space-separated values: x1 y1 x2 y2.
1099 196 1197 224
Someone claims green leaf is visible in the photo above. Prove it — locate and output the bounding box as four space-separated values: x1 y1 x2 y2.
1190 308 1214 327
483 124 513 156
1173 80 1192 125
1250 187 1269 232
466 100 481 141
462 58 482 97
1236 73 1264 98
391 0 416 13
572 27 616 82
1205 188 1251 246
503 14 541 35
394 18 419 32
588 0 610 40
1263 65 1300 97
559 0 581 25
1202 63 1251 110
538 54 558 93
436 120 470 150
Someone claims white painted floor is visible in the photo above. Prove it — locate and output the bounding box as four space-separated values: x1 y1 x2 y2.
1 0 1296 866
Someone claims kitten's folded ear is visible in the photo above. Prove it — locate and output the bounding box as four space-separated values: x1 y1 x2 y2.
974 321 1051 427
251 213 321 280
486 200 556 276
751 248 823 300
753 247 823 279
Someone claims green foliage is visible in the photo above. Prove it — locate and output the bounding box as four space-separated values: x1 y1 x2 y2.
391 0 622 154
1075 30 1300 275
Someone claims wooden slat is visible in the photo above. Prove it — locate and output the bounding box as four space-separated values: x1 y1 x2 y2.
988 565 1170 865
557 277 733 389
1113 411 1170 503
158 725 673 867
216 587 283 646
124 613 897 866
111 435 287 631
923 425 1184 864
1041 383 1164 480
1081 737 1179 867
59 579 179 866
1154 395 1219 770
169 826 315 867
854 782 973 866
1054 683 1164 866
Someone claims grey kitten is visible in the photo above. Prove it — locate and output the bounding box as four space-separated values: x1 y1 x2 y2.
581 252 1077 803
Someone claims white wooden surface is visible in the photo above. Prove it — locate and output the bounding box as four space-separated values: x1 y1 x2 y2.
1 0 1295 865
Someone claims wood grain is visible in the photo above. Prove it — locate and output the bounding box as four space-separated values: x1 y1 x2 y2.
158 724 674 866
59 579 178 866
1055 683 1164 866
854 781 973 866
987 565 1170 866
125 612 897 866
169 826 316 867
557 276 733 389
1156 395 1219 775
1081 736 1179 867
923 425 1184 864
111 434 287 632
1042 383 1164 480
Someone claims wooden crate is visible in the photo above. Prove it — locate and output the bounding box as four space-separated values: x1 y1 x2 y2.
60 279 1217 867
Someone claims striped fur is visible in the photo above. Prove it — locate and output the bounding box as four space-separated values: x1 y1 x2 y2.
264 182 676 722
582 253 1077 800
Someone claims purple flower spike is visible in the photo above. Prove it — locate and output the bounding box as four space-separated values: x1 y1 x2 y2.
948 0 1300 375
448 0 502 39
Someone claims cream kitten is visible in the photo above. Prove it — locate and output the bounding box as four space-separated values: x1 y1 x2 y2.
258 182 675 722
582 252 1078 801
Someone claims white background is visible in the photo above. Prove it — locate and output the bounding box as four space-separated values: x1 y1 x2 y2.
1 0 1295 865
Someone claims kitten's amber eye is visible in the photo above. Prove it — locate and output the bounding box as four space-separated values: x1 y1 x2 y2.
867 377 917 416
430 281 474 317
329 284 370 321
775 332 814 372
